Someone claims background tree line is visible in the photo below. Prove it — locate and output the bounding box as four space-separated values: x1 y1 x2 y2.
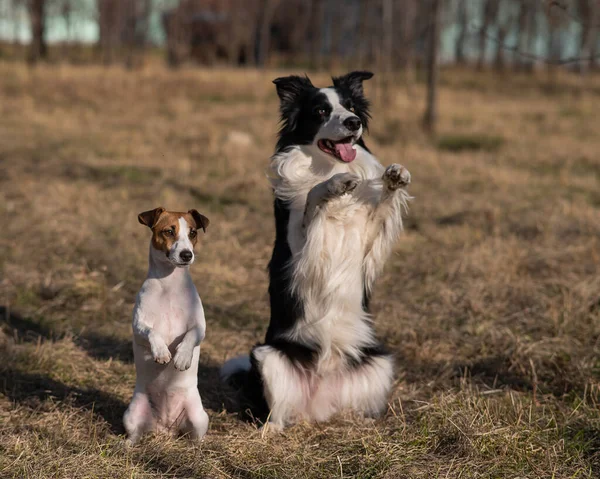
0 0 597 133
1 0 597 71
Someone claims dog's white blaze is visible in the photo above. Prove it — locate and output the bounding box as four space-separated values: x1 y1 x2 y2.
315 88 363 142
320 88 350 119
169 217 194 264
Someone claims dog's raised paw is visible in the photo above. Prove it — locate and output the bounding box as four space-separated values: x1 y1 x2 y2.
173 348 193 371
151 340 172 365
327 173 360 197
383 164 411 190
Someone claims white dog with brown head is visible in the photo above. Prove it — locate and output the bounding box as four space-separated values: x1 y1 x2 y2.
123 207 210 444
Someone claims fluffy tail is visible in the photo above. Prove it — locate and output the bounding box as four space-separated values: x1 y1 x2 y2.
220 352 269 422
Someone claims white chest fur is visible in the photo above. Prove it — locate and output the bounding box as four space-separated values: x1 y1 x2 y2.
269 146 389 369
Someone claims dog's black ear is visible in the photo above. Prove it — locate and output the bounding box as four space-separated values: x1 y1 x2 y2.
138 207 165 228
332 71 374 95
188 209 209 233
273 75 314 106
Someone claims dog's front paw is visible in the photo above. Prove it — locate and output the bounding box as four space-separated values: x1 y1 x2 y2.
383 164 411 190
173 344 194 371
150 339 172 365
327 173 360 197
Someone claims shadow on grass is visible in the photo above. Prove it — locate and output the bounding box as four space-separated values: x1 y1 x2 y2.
0 305 134 363
392 343 588 401
1 306 238 417
450 354 589 399
1 305 55 340
74 332 134 363
0 368 127 433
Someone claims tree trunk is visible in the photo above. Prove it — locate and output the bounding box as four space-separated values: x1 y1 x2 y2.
578 0 599 74
328 0 343 69
494 3 512 73
28 0 47 63
455 0 467 64
477 0 499 70
257 0 280 67
524 0 538 72
356 0 369 68
422 0 440 135
515 0 529 71
381 0 393 85
309 0 325 70
397 0 417 71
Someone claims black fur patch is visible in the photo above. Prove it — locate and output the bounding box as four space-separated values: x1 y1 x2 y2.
266 198 304 340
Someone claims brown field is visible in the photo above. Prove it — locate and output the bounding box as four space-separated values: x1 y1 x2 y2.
1 62 599 478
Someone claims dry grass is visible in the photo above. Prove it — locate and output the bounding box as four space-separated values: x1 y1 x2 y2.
1 62 599 478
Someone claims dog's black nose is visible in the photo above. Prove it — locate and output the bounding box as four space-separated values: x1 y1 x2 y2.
180 250 193 262
344 116 361 132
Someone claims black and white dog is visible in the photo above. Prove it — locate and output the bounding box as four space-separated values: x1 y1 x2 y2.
222 71 411 429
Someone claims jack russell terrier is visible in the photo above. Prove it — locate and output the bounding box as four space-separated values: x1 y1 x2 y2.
123 207 210 444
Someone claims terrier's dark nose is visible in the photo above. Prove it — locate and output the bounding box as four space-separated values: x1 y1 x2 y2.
343 116 361 132
180 250 193 262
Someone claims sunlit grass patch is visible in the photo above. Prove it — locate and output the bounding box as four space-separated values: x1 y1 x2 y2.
1 63 600 478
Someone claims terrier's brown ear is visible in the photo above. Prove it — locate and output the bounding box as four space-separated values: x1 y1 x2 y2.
188 209 210 233
138 207 165 228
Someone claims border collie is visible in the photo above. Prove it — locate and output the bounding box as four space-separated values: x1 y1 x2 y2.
222 71 411 429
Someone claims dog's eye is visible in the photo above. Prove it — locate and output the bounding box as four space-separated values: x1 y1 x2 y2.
189 229 197 239
316 108 327 117
349 106 355 113
163 229 174 236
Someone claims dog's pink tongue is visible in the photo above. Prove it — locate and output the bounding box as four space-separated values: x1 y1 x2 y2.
335 142 356 162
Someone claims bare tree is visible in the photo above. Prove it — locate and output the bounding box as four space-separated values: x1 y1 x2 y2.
396 0 417 73
515 0 531 71
356 0 370 68
577 0 600 73
97 0 122 64
328 0 343 69
494 1 517 72
477 0 499 70
455 0 468 64
256 0 280 67
381 0 393 78
423 0 441 134
308 0 325 70
27 0 47 63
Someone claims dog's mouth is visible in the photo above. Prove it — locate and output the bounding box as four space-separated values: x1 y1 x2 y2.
166 254 193 267
317 137 357 163
170 261 192 268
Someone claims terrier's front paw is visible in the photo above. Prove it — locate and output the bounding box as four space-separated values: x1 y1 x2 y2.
151 339 172 365
173 344 194 371
383 164 411 190
327 173 360 197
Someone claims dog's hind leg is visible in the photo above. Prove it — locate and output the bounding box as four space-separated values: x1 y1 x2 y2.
123 389 154 445
302 173 360 229
252 345 309 429
182 390 209 440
